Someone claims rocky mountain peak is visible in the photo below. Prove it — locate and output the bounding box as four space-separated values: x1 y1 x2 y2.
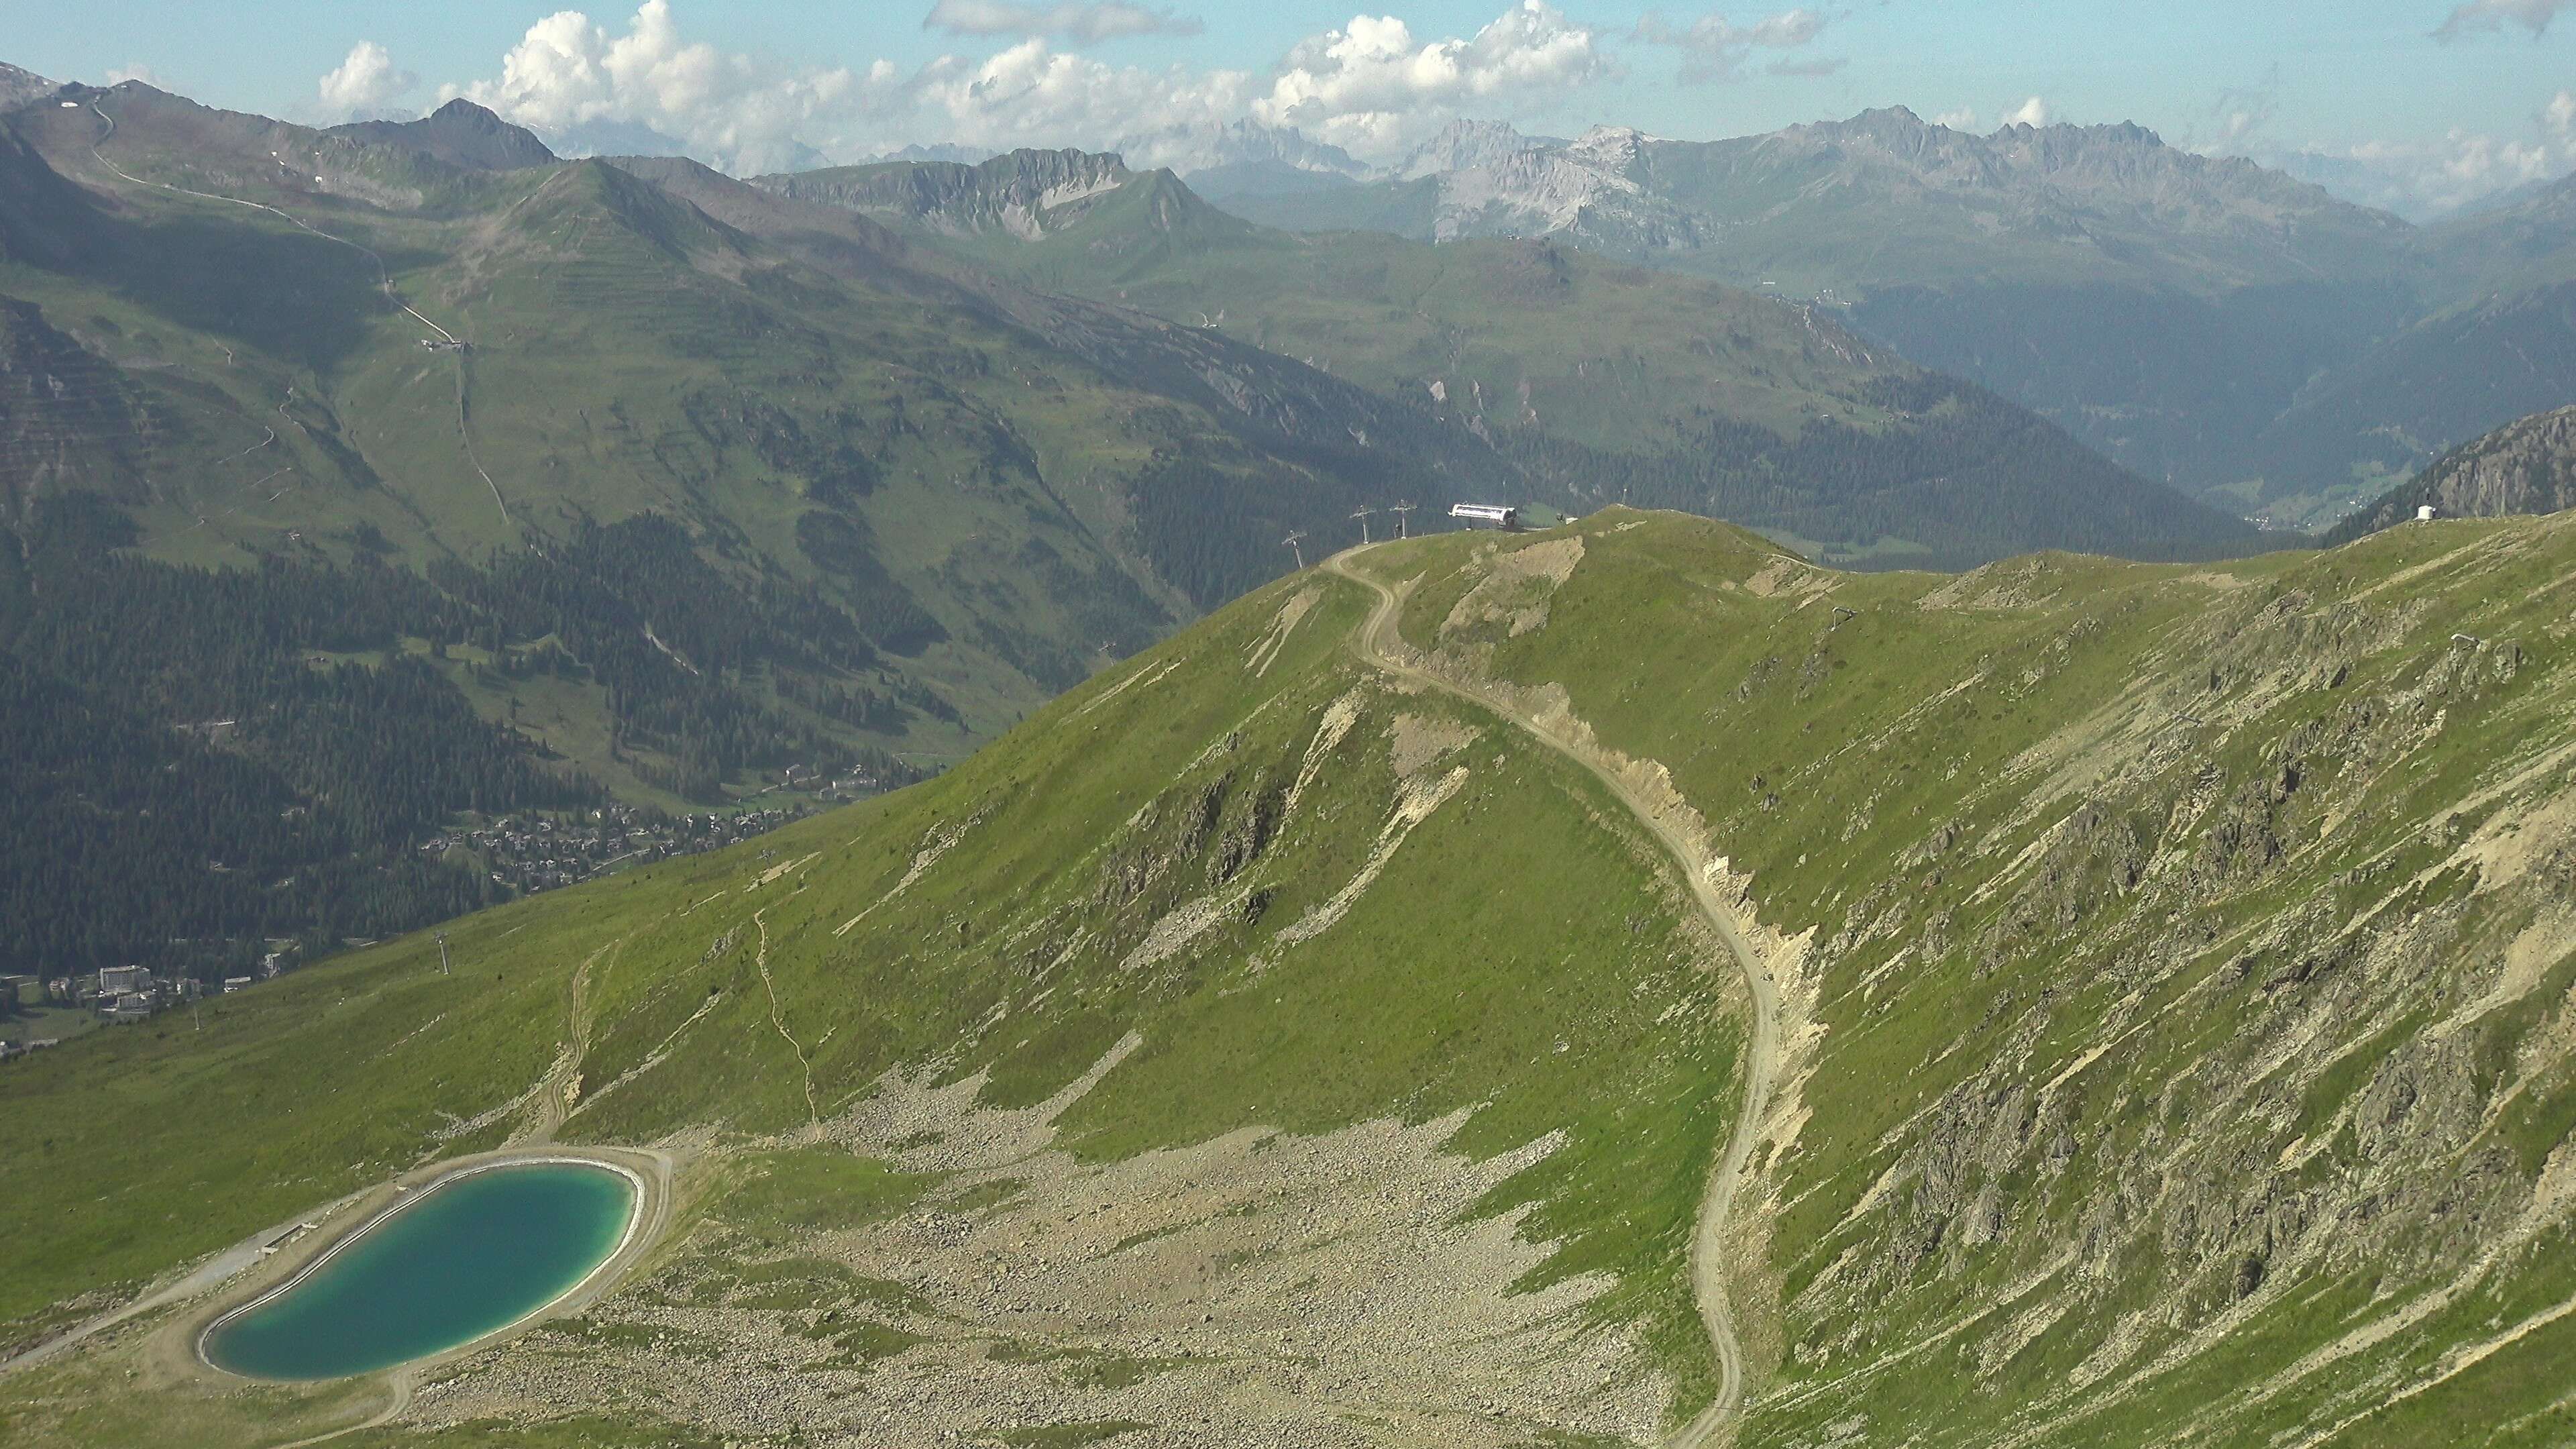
1398 118 1552 180
327 97 558 172
979 146 1132 191
0 61 57 113
1565 125 1651 172
1843 104 1932 136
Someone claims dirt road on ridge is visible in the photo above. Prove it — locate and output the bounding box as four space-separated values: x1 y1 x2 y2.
1326 547 1780 1449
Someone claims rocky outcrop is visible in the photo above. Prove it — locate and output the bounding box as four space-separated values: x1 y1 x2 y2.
0 297 154 519
757 150 1134 241
0 62 56 114
1271 105 2406 288
2325 403 2576 542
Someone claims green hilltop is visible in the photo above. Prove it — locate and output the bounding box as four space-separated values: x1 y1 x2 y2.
7 507 2576 1446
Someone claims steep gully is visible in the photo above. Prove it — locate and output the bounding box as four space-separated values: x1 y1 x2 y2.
1326 547 1780 1448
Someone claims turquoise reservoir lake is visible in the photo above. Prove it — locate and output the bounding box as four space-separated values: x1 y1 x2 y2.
201 1161 637 1380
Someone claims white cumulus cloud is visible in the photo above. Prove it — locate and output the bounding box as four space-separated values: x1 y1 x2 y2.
318 41 418 119
2275 129 2560 219
2367 131 2554 207
1999 95 2050 127
1250 3 1611 156
435 1 1617 173
2435 0 2573 38
1932 105 1977 130
908 38 1249 155
1634 7 1830 85
446 1 865 173
923 1 1203 43
2256 89 2576 219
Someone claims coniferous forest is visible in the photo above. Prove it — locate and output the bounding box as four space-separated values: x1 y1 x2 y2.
0 494 929 983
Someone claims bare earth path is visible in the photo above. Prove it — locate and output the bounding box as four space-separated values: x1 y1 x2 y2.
1326 547 1780 1448
85 97 517 533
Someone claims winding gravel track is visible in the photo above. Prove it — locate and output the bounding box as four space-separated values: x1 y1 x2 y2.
1326 546 1780 1448
85 98 517 531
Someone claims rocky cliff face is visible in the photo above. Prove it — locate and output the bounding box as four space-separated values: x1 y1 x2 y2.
757 149 1134 241
2327 403 2576 542
0 298 156 521
0 124 94 266
1342 106 2408 290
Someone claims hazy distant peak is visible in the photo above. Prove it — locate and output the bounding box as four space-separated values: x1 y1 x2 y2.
1397 118 1559 180
1115 118 1366 180
870 142 998 167
328 97 558 172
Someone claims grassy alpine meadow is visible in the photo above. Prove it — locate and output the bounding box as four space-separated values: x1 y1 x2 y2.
6 506 2576 1444
1 555 1748 1445
1356 508 2576 1444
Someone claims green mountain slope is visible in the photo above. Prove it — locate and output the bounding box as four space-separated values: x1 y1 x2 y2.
3 81 1519 718
759 149 2263 571
7 509 2576 1447
0 534 1747 1445
0 81 1529 977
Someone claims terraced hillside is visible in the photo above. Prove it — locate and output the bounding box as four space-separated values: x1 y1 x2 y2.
5 508 2575 1447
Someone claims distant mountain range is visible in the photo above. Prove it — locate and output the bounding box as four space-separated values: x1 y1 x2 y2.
1204 107 2576 533
253 97 2576 541
753 146 2258 570
1114 118 1371 201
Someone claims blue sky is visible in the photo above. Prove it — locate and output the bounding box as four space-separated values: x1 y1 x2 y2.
11 1 2573 215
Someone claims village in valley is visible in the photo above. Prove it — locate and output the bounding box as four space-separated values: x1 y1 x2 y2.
0 794 872 1059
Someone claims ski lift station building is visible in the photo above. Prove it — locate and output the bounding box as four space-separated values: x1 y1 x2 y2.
1450 502 1519 530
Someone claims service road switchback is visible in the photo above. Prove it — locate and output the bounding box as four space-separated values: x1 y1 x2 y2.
1326 545 1780 1448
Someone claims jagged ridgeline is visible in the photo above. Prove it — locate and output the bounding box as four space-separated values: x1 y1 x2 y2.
9 509 2576 1447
